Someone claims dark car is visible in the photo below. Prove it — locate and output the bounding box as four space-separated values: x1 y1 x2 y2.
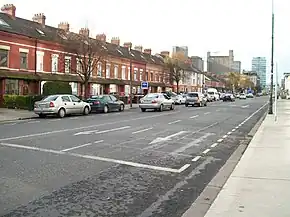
223 93 235 102
86 95 125 113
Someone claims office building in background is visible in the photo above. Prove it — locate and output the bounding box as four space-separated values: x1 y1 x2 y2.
172 46 188 57
251 57 267 88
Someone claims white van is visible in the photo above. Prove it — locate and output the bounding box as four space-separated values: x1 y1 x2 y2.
207 88 220 101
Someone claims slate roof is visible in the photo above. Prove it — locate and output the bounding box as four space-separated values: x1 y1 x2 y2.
0 12 164 66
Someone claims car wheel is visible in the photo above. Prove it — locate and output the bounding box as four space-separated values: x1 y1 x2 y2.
38 114 46 118
58 108 66 118
179 100 182 105
204 102 207 106
159 104 163 112
185 104 188 107
119 104 124 112
103 105 109 113
83 106 90 115
141 108 146 112
170 103 175 110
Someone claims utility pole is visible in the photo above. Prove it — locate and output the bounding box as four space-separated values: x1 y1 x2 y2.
269 0 275 114
274 63 278 121
129 47 133 108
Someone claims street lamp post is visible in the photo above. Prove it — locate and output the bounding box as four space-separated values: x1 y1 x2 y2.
129 51 133 108
269 0 275 114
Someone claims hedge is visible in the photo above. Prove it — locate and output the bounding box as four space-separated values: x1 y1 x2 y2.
3 95 44 111
43 81 72 95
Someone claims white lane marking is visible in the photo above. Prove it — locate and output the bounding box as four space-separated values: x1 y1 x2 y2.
232 129 236 132
242 105 249 108
74 129 99 136
148 131 187 145
0 112 177 142
216 109 220 112
114 113 121 115
211 143 218 148
217 139 223 143
132 127 153 134
95 126 131 135
49 119 61 122
204 112 211 115
61 140 104 152
227 132 232 135
192 156 201 162
238 124 242 127
190 115 199 119
27 121 40 124
102 114 109 116
0 142 190 173
235 126 239 129
69 117 79 120
168 120 181 125
4 123 16 126
202 149 211 154
222 135 228 139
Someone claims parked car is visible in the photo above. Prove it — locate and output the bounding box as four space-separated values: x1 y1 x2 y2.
86 95 125 113
139 93 175 112
239 93 247 99
34 94 91 118
223 93 235 102
204 93 214 102
246 93 254 98
171 93 183 105
185 92 207 107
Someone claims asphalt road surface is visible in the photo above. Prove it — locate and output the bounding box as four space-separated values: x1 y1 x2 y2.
0 97 268 217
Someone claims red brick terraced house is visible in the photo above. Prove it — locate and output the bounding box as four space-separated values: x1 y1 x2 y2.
0 4 172 104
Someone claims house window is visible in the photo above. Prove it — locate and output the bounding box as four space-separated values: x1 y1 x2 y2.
134 69 137 81
121 66 126 80
36 51 43 72
155 74 158 82
106 64 110 78
139 70 143 81
65 56 71 74
97 63 102 77
51 54 59 73
150 72 154 81
145 71 149 81
76 58 82 73
5 79 19 95
0 48 9 67
114 65 118 78
19 52 28 69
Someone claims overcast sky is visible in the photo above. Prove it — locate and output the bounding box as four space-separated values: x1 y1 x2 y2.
3 0 289 83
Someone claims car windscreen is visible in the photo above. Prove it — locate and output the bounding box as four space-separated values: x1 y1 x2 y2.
144 94 159 99
207 92 214 95
187 93 198 97
42 95 58 101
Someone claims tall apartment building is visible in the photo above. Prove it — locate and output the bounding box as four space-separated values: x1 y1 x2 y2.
172 46 188 57
207 50 235 75
190 56 204 72
232 61 241 73
251 57 267 88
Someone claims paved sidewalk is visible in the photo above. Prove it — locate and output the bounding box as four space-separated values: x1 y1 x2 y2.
204 100 290 217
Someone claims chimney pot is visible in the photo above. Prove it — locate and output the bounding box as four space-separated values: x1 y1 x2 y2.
144 49 152 55
123 42 132 49
58 22 69 32
1 4 16 18
32 13 46 26
79 27 89 37
160 51 170 57
134 45 143 52
111 37 120 45
96 33 106 42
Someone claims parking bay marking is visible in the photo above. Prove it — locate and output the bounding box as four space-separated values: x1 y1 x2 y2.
74 126 131 136
148 131 187 145
0 142 190 173
61 140 104 152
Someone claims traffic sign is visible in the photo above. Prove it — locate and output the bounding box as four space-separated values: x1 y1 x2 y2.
141 81 149 89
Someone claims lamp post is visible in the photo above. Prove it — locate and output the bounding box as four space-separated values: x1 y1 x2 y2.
269 0 275 114
129 48 133 108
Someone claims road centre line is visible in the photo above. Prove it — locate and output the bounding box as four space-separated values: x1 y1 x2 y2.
190 115 199 119
222 135 228 139
69 117 79 120
232 128 236 132
211 143 218 148
202 149 211 154
227 131 232 135
0 142 190 173
0 112 178 142
61 140 104 152
95 126 131 135
192 156 201 162
204 112 211 115
217 139 223 143
27 120 40 124
168 120 181 125
132 127 153 134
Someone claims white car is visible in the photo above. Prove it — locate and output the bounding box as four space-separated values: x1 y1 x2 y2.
239 93 247 99
34 94 91 118
139 93 175 112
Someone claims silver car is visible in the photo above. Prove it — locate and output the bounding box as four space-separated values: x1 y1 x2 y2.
185 92 207 107
34 94 91 118
139 93 175 112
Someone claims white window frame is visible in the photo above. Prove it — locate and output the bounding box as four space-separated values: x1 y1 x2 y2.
97 63 102 77
114 65 118 78
139 69 143 81
64 56 71 74
36 51 44 72
51 54 59 73
106 64 111 78
76 58 82 73
121 66 126 80
134 68 138 81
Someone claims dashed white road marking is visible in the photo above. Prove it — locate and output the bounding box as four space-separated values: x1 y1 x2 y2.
202 149 211 154
241 105 249 108
217 139 223 143
211 143 218 148
168 120 181 125
204 112 211 115
190 115 199 119
235 126 239 129
132 127 153 134
4 123 16 126
61 140 104 152
27 120 40 124
49 119 61 122
227 132 232 135
216 109 220 112
232 129 236 132
192 156 201 162
94 126 131 135
69 117 79 120
222 135 228 139
0 142 190 173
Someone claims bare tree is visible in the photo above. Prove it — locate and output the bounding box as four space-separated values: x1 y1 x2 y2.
62 32 107 98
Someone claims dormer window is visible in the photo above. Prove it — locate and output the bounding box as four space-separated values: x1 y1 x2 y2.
36 29 45 35
0 19 9 27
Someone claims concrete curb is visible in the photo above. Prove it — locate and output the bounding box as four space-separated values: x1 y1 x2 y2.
181 109 268 217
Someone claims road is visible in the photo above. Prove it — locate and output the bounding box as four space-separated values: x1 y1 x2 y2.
0 97 268 217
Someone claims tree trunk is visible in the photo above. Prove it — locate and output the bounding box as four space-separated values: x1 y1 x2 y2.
84 81 90 99
176 82 179 93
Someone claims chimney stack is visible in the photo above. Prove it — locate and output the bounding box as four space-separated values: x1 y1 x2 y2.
1 4 16 18
32 13 46 26
58 22 69 32
123 42 132 49
96 33 106 42
79 28 89 37
111 37 120 46
144 49 152 55
134 45 143 52
160 51 170 57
